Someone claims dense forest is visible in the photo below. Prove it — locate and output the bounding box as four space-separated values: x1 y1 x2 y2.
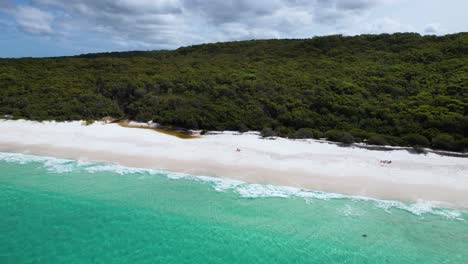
0 33 467 151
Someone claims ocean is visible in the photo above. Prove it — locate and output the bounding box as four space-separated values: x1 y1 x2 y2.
1 152 467 263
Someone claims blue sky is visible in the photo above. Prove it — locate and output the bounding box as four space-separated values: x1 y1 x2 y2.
1 0 467 57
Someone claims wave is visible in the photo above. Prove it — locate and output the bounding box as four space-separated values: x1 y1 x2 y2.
0 152 465 220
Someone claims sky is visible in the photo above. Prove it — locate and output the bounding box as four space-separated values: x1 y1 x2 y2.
0 0 467 57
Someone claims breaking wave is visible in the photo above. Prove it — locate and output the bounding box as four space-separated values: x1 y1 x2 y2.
0 152 465 220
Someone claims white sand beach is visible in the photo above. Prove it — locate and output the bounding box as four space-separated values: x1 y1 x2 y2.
1 119 467 208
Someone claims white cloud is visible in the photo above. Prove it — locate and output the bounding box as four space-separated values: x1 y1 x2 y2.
1 0 461 53
424 23 444 35
10 0 402 46
14 6 54 34
366 17 416 34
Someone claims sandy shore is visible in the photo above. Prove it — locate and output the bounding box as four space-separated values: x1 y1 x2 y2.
1 119 467 208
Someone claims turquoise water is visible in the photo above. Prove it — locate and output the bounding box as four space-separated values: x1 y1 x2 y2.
0 152 467 263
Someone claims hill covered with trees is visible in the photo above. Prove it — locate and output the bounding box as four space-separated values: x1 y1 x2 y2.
0 33 467 151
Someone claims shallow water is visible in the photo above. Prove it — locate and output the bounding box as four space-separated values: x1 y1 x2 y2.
1 152 467 263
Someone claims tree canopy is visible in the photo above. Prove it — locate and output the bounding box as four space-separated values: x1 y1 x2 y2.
1 33 467 151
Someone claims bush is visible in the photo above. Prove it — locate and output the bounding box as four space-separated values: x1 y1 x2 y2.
382 135 404 146
275 126 292 138
339 133 355 144
349 128 369 142
431 134 455 150
294 128 315 139
325 130 355 144
324 130 341 141
200 129 208 135
261 127 276 138
311 129 324 139
411 146 428 154
402 134 430 147
237 123 249 133
422 128 441 141
84 119 94 126
367 135 388 146
454 138 468 152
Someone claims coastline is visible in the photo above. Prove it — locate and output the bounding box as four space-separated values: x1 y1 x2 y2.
1 119 467 209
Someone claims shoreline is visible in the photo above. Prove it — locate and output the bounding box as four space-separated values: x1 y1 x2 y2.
1 119 467 209
117 119 468 158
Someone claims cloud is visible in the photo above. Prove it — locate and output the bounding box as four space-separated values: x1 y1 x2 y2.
333 0 376 11
366 17 416 34
183 0 282 24
424 23 444 35
0 0 13 10
27 0 189 48
34 0 182 15
14 6 54 34
3 0 412 51
0 0 17 15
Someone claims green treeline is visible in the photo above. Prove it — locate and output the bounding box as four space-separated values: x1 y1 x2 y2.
0 33 467 151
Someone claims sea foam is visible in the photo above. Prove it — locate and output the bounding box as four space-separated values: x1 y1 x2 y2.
0 152 465 220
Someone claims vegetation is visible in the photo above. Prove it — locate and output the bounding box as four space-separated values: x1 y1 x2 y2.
324 130 355 144
293 128 316 139
0 33 467 151
367 135 389 146
261 128 277 138
402 133 430 148
431 133 455 150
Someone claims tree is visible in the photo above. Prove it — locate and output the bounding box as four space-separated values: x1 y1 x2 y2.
367 135 388 146
325 130 355 144
261 127 276 138
431 134 455 150
402 134 430 147
294 128 315 139
0 33 466 151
